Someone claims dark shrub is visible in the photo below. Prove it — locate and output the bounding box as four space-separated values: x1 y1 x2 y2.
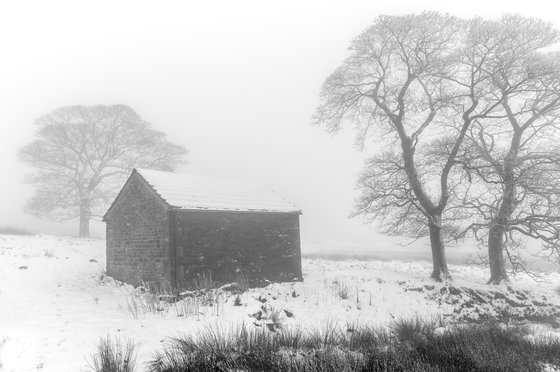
145 319 560 372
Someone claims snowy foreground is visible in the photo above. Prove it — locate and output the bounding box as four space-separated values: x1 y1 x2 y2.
1 235 559 372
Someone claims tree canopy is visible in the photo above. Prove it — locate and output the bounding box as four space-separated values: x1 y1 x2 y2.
314 13 560 281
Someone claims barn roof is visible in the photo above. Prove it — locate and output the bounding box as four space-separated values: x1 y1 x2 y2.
131 168 300 214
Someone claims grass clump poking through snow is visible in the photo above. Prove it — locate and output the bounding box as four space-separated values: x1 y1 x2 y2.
392 320 560 371
43 248 54 258
0 337 7 369
332 279 350 300
147 319 560 372
87 336 139 372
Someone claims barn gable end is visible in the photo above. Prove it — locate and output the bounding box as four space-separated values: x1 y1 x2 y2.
104 171 172 286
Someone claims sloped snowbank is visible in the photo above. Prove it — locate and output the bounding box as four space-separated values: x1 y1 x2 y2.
0 234 558 371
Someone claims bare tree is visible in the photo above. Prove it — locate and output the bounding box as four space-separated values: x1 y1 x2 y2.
453 17 560 283
19 105 188 238
354 143 469 248
314 13 508 280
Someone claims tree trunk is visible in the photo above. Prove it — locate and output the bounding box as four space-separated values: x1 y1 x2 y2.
400 137 451 280
486 195 513 284
487 174 514 284
486 131 519 284
428 216 450 281
487 221 508 284
79 196 91 238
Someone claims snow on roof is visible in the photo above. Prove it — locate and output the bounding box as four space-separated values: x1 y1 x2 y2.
135 168 300 213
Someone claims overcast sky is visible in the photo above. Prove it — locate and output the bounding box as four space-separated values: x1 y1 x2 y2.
1 0 559 251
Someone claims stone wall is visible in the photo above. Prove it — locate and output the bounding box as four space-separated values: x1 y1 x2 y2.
173 210 302 285
105 174 171 286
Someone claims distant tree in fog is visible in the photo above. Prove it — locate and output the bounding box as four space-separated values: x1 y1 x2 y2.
19 105 188 238
314 13 559 281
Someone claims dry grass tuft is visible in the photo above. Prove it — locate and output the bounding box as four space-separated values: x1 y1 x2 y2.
87 336 139 372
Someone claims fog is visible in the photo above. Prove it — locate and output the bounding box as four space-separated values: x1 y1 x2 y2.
0 0 558 255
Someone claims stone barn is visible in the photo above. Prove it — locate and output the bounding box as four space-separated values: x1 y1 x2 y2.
103 168 302 287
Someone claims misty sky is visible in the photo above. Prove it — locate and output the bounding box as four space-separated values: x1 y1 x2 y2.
1 0 559 251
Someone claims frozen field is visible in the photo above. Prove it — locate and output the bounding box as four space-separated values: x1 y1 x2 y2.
1 234 559 371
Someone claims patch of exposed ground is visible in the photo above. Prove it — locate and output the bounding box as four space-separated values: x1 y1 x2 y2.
404 282 560 326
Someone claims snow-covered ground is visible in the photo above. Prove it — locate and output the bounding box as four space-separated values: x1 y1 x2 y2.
0 234 559 372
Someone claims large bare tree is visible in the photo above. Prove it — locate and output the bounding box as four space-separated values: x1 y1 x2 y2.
314 13 509 280
19 105 188 237
454 16 560 283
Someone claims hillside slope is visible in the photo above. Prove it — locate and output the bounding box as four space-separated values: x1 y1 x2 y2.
0 234 559 371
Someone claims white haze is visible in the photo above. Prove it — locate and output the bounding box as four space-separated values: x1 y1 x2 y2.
0 0 559 257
